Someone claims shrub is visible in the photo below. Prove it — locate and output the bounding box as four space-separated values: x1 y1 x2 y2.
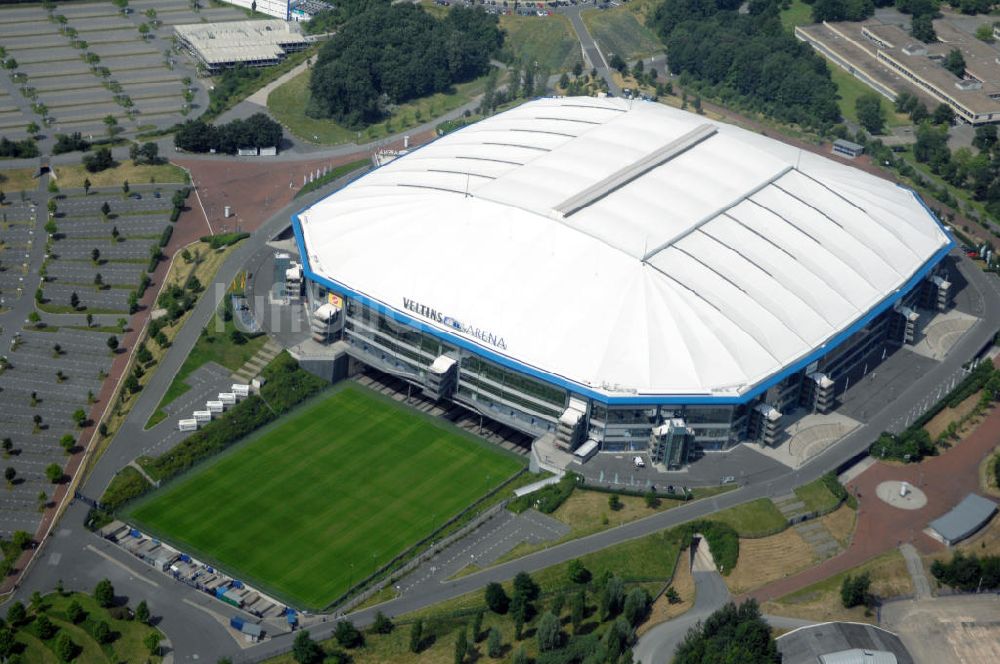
199 231 249 249
372 610 393 634
840 572 872 608
485 581 509 614
536 611 561 652
931 551 1000 591
93 578 114 608
158 225 173 248
334 620 362 648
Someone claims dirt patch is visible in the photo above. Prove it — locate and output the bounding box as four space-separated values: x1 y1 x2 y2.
175 153 370 235
639 550 694 636
924 392 981 440
724 528 817 596
761 549 913 624
821 505 857 550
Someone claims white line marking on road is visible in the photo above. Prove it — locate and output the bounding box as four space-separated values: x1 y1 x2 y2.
85 544 159 587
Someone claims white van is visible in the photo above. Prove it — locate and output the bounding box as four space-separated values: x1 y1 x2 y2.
633 456 645 469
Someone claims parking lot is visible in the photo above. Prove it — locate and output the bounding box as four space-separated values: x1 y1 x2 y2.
0 327 113 537
41 186 184 313
0 201 36 309
0 0 251 139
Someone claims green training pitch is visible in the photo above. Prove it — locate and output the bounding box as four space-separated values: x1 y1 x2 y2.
127 383 524 609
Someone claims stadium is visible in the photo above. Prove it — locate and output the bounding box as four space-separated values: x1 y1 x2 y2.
292 97 954 468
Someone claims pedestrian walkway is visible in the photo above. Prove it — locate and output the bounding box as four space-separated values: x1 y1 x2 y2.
774 493 843 560
899 543 932 599
232 338 281 383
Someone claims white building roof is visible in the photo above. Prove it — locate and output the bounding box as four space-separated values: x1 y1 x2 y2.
296 97 951 401
174 19 306 66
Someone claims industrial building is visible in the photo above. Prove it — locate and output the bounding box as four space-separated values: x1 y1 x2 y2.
777 622 914 664
292 97 953 467
798 19 1000 125
174 20 308 73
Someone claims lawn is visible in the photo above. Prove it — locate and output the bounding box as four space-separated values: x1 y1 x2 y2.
500 13 582 72
581 7 665 62
11 591 163 664
268 69 490 146
708 498 788 537
0 167 40 193
780 0 814 32
127 383 525 609
53 160 188 189
829 66 909 129
794 476 842 513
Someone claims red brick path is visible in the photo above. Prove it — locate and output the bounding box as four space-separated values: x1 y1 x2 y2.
744 404 1000 604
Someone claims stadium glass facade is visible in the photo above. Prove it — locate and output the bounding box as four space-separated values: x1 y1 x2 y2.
304 262 950 466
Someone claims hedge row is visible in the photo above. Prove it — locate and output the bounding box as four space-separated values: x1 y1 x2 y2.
159 225 173 248
200 232 250 250
100 466 152 512
508 473 579 514
677 519 740 575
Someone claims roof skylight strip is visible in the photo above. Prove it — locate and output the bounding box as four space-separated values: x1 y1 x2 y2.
482 141 551 152
534 116 603 125
554 123 719 218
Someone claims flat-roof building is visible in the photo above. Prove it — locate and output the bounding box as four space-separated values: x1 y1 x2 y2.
220 0 290 20
798 19 1000 125
293 97 953 465
175 19 308 73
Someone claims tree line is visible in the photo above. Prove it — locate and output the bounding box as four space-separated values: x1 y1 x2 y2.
650 0 841 130
307 1 503 127
174 112 283 154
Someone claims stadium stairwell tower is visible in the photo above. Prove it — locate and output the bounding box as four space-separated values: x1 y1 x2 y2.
292 97 955 468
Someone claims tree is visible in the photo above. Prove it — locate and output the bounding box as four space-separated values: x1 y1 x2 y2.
912 14 936 43
372 610 393 634
334 620 362 648
855 93 886 134
47 199 57 216
601 575 625 620
67 600 85 624
644 487 660 508
974 124 998 151
409 619 423 653
6 602 25 626
36 614 57 639
144 632 161 656
674 600 779 664
93 620 112 644
86 313 94 327
103 114 118 138
138 22 150 39
94 578 115 608
945 48 967 77
512 645 527 664
122 179 129 196
623 587 651 627
484 581 509 614
487 626 502 658
471 609 483 642
37 490 48 511
46 463 62 483
91 247 100 264
976 23 995 43
570 588 585 633
26 121 39 137
106 335 119 353
55 633 77 662
70 291 79 309
840 572 872 608
292 630 323 664
4 466 15 486
130 599 149 624
1 438 11 456
60 434 75 454
513 572 539 603
136 343 152 365
94 272 104 289
932 102 955 126
536 611 561 652
100 201 111 218
0 629 14 659
454 626 468 664
608 493 623 511
567 559 591 584
83 177 91 195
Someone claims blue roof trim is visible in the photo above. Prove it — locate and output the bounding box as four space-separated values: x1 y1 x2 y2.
291 162 954 406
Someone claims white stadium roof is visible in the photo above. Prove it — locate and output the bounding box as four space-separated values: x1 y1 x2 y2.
296 97 951 401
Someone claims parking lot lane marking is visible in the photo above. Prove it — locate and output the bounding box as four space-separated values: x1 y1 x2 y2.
85 544 159 587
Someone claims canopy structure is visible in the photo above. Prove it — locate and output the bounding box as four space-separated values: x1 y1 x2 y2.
295 97 951 400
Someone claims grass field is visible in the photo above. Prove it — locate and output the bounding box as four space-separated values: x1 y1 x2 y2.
500 14 582 72
0 167 41 193
829 66 909 129
128 384 524 609
268 69 490 146
709 498 788 537
794 476 842 513
780 0 814 32
53 160 188 189
581 7 665 62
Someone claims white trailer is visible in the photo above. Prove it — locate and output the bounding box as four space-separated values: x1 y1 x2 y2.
218 393 237 405
232 384 251 398
178 419 198 431
206 401 224 414
193 410 212 423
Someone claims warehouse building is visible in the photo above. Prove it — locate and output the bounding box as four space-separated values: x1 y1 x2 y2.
293 97 953 466
174 20 308 73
